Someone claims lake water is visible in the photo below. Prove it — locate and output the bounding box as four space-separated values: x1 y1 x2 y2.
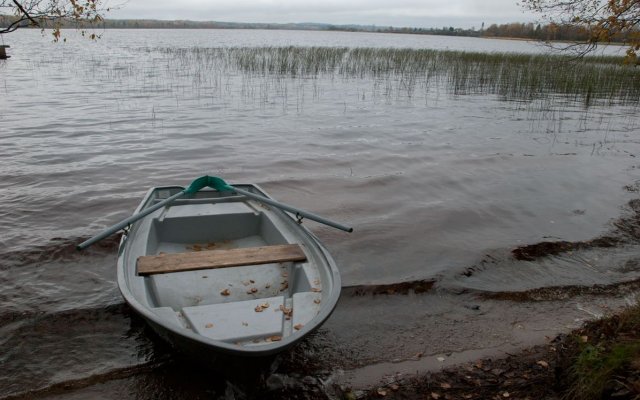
1 29 639 398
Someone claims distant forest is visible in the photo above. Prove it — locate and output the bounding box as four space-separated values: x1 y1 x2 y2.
0 16 630 43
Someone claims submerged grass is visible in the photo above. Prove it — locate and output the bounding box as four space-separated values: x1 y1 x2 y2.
155 46 640 106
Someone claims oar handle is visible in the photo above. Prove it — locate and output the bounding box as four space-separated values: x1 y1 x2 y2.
77 191 186 250
230 186 353 233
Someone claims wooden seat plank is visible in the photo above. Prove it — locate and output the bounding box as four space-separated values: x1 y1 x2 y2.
137 244 306 275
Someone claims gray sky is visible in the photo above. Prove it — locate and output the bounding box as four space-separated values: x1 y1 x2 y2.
108 0 537 29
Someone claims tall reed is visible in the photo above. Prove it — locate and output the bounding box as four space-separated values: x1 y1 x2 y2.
151 46 639 106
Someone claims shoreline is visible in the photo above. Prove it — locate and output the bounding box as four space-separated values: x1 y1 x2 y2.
350 302 640 400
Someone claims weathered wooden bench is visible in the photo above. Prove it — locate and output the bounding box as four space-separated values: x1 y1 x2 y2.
137 244 306 275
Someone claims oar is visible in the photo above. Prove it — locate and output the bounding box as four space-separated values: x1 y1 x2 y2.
76 190 186 250
229 185 353 233
77 175 352 251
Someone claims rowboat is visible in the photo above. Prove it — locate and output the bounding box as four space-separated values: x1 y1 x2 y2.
79 177 350 359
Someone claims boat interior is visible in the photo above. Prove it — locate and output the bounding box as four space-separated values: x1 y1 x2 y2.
126 188 326 347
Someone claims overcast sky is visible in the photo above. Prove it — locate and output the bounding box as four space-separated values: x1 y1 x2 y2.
107 0 538 29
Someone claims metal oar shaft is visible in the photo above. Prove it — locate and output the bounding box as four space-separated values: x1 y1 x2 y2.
77 175 352 251
77 191 186 250
231 186 353 233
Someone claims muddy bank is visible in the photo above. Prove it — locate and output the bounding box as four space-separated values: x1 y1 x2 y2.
352 343 559 400
354 303 640 400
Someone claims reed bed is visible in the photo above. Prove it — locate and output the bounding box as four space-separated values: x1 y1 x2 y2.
151 46 640 107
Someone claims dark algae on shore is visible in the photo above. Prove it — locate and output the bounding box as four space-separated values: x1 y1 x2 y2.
512 198 640 263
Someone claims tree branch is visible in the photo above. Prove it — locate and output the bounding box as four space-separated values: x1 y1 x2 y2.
11 0 39 27
0 17 25 34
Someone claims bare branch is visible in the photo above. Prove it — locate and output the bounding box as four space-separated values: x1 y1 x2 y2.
11 0 39 27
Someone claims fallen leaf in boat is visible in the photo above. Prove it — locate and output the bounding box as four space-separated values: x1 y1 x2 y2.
192 244 202 251
220 288 230 296
311 288 322 292
205 323 213 328
313 299 321 304
294 324 303 330
267 335 282 342
278 305 293 317
206 242 216 249
247 288 258 294
260 302 269 309
536 360 549 368
250 279 255 284
280 282 289 291
255 305 264 312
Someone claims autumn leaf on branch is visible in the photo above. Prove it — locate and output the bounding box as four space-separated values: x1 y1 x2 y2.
521 0 640 62
0 0 116 41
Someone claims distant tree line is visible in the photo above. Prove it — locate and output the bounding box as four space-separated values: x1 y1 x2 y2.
0 14 633 44
371 22 631 43
484 22 591 42
325 24 482 37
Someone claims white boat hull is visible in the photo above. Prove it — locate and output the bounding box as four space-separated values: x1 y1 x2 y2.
116 184 341 358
